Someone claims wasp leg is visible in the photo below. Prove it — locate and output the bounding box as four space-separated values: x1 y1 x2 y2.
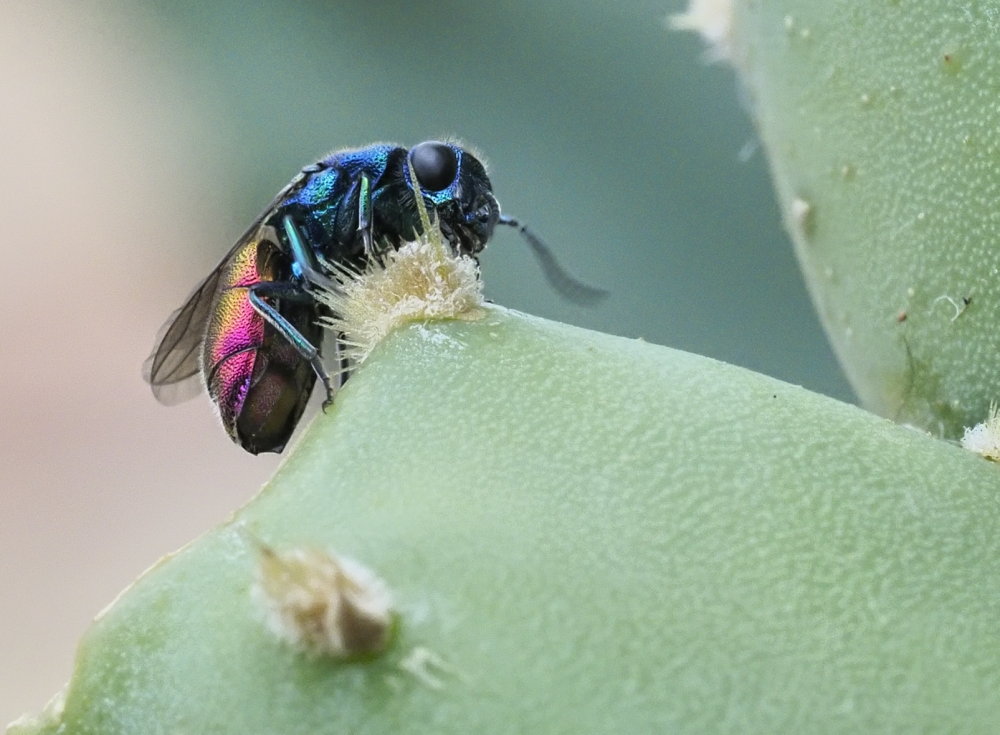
356 173 375 259
247 282 335 407
339 347 351 388
281 215 341 294
333 332 353 389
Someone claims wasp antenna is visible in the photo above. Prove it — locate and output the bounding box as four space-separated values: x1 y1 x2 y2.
498 215 608 304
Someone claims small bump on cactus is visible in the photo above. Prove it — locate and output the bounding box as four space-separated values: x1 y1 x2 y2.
252 542 394 659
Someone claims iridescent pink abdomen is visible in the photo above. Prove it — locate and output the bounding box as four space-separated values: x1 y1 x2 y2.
202 238 319 454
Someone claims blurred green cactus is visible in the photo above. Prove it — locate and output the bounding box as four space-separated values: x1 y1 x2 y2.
693 0 1000 436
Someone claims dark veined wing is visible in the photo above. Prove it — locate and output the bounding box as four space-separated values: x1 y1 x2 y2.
143 215 276 405
143 264 224 405
143 162 326 405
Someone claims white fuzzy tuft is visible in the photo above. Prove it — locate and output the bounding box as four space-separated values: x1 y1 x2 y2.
314 224 485 368
252 545 393 658
669 0 734 62
961 403 1000 462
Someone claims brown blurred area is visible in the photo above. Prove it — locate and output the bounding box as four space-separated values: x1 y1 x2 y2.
0 3 279 722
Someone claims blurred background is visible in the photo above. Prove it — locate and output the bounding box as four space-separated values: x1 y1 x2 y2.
0 0 853 722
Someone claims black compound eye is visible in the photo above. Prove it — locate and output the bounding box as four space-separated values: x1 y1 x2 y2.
409 141 459 191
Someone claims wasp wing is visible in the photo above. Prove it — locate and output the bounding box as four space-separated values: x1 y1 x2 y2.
143 215 272 405
144 163 324 405
143 265 224 405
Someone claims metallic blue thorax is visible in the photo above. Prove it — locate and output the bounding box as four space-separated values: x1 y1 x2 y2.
281 145 395 264
277 144 470 266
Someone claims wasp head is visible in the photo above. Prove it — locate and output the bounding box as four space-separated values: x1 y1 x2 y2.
406 141 499 256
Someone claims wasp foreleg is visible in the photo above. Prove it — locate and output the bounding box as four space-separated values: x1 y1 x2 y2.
246 282 335 407
281 215 341 294
356 173 375 259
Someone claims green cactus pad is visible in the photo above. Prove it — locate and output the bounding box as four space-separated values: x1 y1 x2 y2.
727 1 1000 435
10 307 1000 734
